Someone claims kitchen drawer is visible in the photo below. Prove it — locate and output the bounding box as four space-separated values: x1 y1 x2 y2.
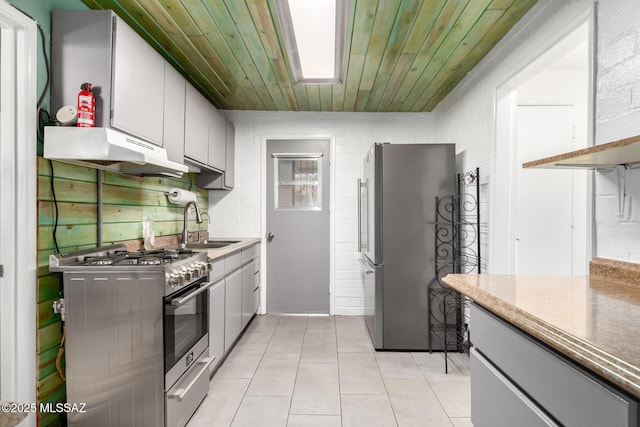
471 348 558 427
166 350 212 427
210 257 225 282
246 258 259 276
472 304 639 427
242 243 259 263
225 251 242 273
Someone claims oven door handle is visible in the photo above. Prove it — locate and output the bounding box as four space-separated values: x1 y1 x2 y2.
171 281 215 306
167 356 216 401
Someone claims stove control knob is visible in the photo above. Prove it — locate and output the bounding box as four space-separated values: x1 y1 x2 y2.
197 262 207 275
169 273 181 287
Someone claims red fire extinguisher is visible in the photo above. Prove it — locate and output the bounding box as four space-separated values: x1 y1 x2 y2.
77 82 95 127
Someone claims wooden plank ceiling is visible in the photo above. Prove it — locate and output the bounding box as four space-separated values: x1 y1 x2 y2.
81 0 537 112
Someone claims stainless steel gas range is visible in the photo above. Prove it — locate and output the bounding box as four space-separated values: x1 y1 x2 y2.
50 244 215 427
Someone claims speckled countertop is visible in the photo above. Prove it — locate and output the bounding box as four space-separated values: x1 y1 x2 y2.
163 237 260 262
442 269 640 399
195 237 261 260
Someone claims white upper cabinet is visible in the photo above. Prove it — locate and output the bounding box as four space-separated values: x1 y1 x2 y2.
163 62 186 164
208 108 227 171
224 120 236 188
197 119 235 189
51 10 164 146
51 10 235 181
184 84 210 163
111 17 165 146
185 84 228 173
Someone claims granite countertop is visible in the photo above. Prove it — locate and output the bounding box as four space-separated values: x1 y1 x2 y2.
442 272 640 399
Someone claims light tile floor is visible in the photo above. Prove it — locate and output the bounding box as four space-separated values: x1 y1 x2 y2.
187 315 472 427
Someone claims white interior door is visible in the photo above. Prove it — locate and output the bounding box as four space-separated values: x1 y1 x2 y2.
266 139 330 313
515 106 587 274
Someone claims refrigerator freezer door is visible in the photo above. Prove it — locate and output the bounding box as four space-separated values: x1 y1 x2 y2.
360 254 383 349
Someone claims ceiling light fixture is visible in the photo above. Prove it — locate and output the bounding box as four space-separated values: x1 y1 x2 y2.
275 0 349 84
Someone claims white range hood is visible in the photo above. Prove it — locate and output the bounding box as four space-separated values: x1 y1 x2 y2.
44 127 189 177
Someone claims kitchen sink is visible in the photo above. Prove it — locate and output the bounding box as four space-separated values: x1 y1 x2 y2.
184 240 241 249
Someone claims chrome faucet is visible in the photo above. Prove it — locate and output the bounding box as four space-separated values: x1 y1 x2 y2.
197 211 210 243
182 201 203 244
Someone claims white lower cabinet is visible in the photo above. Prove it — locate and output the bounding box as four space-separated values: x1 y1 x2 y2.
471 304 639 427
207 242 261 376
208 280 225 375
224 269 242 353
471 348 558 427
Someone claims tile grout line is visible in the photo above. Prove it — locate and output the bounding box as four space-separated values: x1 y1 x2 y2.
334 319 344 426
229 315 282 427
285 314 308 425
411 352 457 426
375 351 401 427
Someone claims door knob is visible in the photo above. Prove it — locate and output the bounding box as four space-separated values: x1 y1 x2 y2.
267 232 275 242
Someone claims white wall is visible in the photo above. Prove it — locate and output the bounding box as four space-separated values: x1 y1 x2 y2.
593 0 640 262
210 111 437 315
433 0 594 272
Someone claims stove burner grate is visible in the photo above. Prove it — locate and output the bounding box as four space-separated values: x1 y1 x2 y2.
81 248 197 266
84 257 115 266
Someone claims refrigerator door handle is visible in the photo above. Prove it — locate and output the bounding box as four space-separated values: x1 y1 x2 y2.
358 258 375 274
357 178 362 252
358 179 369 252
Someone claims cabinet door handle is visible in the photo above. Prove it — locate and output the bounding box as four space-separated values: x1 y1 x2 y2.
267 232 275 241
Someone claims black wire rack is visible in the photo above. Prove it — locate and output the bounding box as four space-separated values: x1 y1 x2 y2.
427 168 481 373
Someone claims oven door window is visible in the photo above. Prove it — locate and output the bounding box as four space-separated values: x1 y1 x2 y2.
164 277 208 373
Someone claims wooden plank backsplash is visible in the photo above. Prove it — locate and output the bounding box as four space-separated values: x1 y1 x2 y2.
36 157 208 427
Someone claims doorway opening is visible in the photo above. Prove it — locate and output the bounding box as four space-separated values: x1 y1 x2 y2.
494 20 593 274
0 1 38 417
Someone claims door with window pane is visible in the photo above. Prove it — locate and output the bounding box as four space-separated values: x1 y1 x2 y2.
266 139 330 313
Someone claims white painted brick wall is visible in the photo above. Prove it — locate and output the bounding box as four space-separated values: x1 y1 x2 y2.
210 111 438 315
594 0 640 262
595 0 640 143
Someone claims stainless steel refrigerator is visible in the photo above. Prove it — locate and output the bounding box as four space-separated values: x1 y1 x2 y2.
358 143 455 350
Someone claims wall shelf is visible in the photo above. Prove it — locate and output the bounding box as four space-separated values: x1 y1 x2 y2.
523 134 640 169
